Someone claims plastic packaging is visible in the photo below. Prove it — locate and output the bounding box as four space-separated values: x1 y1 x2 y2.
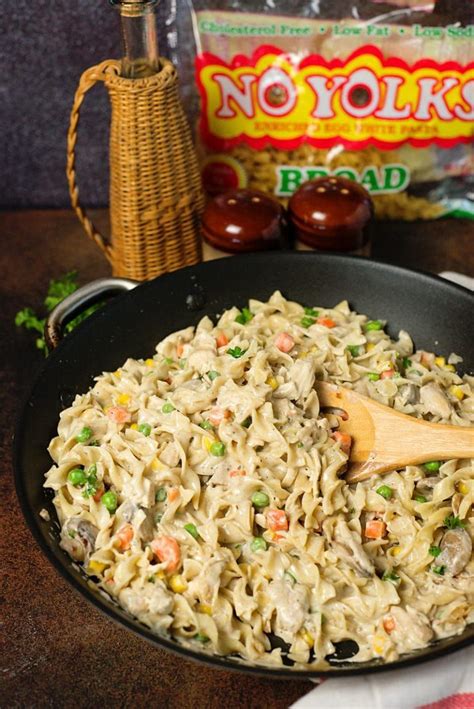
168 1 473 220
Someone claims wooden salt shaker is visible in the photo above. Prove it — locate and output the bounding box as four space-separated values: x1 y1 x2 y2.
288 177 373 255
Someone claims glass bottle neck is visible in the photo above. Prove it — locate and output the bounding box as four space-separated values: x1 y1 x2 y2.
112 0 159 79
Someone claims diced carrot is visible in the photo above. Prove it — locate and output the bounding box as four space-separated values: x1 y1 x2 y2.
216 332 229 348
267 509 289 532
229 469 246 477
176 341 184 357
106 406 132 424
332 431 352 456
380 369 395 379
317 317 336 328
275 332 295 353
151 536 181 573
272 533 284 541
383 617 396 634
116 523 134 552
93 486 105 503
420 351 434 367
365 519 387 539
208 406 231 426
168 487 180 502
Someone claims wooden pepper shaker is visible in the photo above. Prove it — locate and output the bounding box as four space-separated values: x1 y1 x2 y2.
288 177 373 255
201 189 289 258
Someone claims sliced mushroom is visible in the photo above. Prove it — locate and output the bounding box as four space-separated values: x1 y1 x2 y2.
398 383 419 406
420 383 452 419
60 517 98 562
437 528 472 577
333 520 375 578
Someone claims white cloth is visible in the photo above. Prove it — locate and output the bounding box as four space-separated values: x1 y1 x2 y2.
292 272 474 709
292 647 474 709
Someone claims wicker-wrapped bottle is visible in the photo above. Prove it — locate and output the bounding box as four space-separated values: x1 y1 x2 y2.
67 0 204 280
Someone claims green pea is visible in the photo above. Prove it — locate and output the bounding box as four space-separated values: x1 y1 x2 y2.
210 441 226 457
367 372 380 381
301 316 316 328
162 403 175 413
164 357 174 365
156 487 167 502
195 633 210 643
365 320 383 331
376 484 393 500
199 420 214 431
68 468 87 486
250 536 268 552
207 370 220 381
424 461 441 472
429 545 441 557
184 523 199 539
346 345 360 357
304 307 319 317
414 494 427 503
101 491 118 513
76 426 92 443
138 423 152 436
251 490 270 509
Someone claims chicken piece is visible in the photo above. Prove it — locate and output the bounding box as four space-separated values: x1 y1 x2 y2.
437 528 472 577
119 581 173 617
268 579 310 641
60 518 98 563
420 383 452 419
389 606 433 652
333 519 375 578
186 554 227 604
160 442 180 468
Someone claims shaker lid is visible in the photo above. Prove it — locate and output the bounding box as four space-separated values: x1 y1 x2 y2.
288 176 372 248
201 189 287 253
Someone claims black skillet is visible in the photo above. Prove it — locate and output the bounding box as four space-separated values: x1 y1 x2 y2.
14 252 474 678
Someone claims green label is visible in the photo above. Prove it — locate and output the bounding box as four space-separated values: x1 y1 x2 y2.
275 164 410 196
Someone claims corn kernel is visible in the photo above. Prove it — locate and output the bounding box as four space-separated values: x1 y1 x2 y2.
434 356 445 368
266 375 278 390
130 423 138 430
301 630 314 646
145 358 154 367
457 482 469 495
449 385 465 401
444 364 456 372
202 436 215 452
156 570 166 580
373 636 386 655
152 457 166 472
391 546 402 556
169 574 187 593
366 343 375 352
87 560 107 575
113 369 121 378
117 393 131 405
296 351 308 359
197 603 212 615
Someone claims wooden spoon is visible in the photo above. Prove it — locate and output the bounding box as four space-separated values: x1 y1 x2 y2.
315 381 474 483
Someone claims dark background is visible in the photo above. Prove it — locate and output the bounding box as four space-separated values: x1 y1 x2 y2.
0 1 194 209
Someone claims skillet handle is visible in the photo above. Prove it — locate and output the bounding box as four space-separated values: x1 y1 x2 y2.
45 277 138 351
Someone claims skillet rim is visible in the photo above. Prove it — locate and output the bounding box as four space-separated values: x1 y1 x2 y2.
13 251 474 679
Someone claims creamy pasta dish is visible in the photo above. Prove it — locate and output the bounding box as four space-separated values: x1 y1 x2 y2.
44 291 473 668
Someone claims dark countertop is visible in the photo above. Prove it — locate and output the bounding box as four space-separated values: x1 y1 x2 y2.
1 210 473 708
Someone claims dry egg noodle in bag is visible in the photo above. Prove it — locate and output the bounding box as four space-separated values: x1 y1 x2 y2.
188 1 473 220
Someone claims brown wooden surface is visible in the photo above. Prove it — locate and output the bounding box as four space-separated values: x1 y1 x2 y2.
1 210 473 708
